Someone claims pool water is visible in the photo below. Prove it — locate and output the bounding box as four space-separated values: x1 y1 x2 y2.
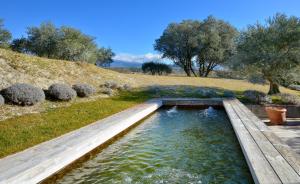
57 107 253 184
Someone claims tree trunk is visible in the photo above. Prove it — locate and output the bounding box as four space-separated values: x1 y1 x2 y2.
204 67 211 77
190 66 197 77
268 81 280 95
183 66 191 77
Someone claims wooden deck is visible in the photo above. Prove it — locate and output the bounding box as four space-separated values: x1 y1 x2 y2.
267 119 300 155
223 99 300 184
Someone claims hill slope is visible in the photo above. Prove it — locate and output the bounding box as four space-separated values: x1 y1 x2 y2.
0 49 136 89
1 48 299 96
0 49 299 95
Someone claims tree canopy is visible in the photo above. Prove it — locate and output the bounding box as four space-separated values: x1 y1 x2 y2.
233 13 300 94
26 22 60 58
96 48 115 67
154 20 200 76
10 22 114 65
0 19 12 48
197 16 237 77
142 62 172 75
154 17 237 77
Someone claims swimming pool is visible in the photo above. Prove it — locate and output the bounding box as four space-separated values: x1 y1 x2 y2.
57 106 253 183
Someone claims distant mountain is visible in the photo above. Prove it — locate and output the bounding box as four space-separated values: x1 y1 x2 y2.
110 60 142 68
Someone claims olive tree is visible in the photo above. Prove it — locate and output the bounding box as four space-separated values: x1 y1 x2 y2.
197 16 237 77
26 22 60 58
10 22 115 65
154 20 200 77
96 47 115 67
0 19 12 48
142 62 172 75
10 37 29 53
234 13 300 94
57 26 98 63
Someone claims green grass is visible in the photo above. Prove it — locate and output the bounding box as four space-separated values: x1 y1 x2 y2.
0 90 152 158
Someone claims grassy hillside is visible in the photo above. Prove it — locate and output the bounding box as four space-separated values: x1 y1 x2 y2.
0 49 136 89
1 48 298 94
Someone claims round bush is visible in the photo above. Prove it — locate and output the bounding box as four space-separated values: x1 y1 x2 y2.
197 88 218 98
289 84 300 91
0 95 4 105
104 81 119 89
1 83 45 106
72 84 96 97
123 84 132 91
48 83 76 101
102 88 113 96
243 90 272 104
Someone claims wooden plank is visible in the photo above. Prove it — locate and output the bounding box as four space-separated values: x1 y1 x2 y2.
269 125 300 154
0 99 163 184
223 100 281 184
234 99 300 175
230 100 300 183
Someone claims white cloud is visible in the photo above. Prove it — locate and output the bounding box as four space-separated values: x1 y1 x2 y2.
113 53 163 63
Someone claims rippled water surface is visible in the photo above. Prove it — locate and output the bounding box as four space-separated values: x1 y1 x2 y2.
57 107 253 184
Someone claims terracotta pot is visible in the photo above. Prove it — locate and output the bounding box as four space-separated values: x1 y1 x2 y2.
265 107 287 125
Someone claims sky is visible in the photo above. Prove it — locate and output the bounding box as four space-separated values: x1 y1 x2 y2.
1 0 300 63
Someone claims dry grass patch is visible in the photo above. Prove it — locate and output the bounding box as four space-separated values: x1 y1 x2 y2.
0 49 136 89
128 74 300 95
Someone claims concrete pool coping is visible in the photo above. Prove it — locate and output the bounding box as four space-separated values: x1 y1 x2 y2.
0 98 299 184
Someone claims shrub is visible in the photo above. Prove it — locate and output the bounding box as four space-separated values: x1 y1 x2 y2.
243 90 272 104
276 93 300 105
117 84 132 91
0 95 4 105
103 81 118 89
47 83 76 101
117 85 124 91
142 62 172 75
1 83 45 105
72 84 96 97
289 84 300 91
197 88 218 98
102 88 113 96
123 84 132 91
223 90 236 98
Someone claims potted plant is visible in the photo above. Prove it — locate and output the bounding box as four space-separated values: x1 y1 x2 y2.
265 106 287 125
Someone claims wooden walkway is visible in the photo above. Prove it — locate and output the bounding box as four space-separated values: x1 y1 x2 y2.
223 99 300 184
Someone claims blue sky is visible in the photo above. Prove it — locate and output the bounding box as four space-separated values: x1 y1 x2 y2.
1 0 300 62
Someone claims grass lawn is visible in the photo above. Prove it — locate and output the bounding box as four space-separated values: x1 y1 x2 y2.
0 90 152 158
